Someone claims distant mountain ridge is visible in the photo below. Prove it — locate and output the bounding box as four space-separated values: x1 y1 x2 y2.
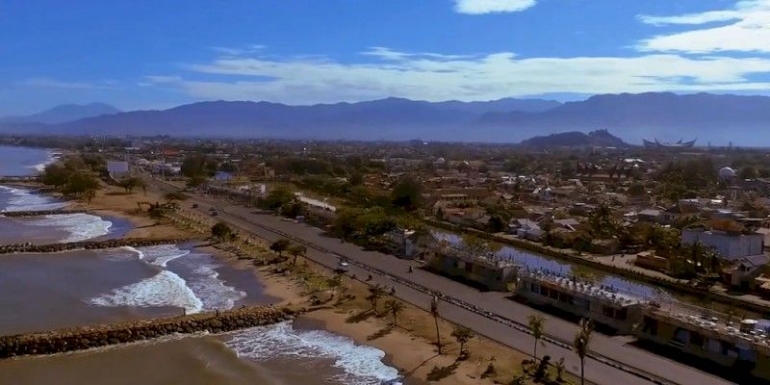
0 103 121 125
1 93 769 145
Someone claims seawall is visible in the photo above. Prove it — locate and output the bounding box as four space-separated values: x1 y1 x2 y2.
0 209 87 218
0 305 300 358
0 237 195 254
426 219 770 317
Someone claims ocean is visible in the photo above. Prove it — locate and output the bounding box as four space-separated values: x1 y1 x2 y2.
0 146 403 385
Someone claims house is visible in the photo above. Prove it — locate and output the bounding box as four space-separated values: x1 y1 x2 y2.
681 229 765 261
106 161 129 179
553 218 580 231
637 209 663 224
721 254 770 290
510 218 543 240
428 247 517 291
384 229 435 259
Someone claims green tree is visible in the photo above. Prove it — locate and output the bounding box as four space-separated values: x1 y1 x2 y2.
451 325 474 356
262 186 295 211
41 163 71 189
269 239 291 257
391 176 422 211
211 222 235 242
348 172 364 186
574 319 593 385
62 171 100 200
119 176 144 194
181 154 217 178
288 244 307 266
384 299 406 327
528 315 546 362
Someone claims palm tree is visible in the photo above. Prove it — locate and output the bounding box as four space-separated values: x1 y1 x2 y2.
326 274 342 299
269 239 291 258
573 318 594 385
451 325 474 356
430 295 443 354
288 244 307 266
367 284 386 312
528 314 546 362
384 299 406 327
554 357 566 382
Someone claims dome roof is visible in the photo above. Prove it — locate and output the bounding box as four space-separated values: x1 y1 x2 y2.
719 167 736 179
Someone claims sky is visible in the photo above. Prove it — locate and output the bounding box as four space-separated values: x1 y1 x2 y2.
2 0 770 115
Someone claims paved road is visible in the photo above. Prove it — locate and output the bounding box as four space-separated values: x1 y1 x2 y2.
148 178 735 385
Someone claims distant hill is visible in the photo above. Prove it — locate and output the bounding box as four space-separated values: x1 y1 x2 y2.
0 103 121 125
478 92 770 144
519 129 628 148
1 93 770 145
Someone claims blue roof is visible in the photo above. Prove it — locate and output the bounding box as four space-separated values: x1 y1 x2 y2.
106 161 129 173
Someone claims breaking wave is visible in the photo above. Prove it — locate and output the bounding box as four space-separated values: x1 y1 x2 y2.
227 322 402 385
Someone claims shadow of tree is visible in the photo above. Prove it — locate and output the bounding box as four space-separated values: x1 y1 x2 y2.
345 309 375 324
366 325 394 341
426 361 460 382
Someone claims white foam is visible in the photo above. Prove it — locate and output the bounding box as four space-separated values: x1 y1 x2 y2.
185 253 246 311
90 245 245 314
30 152 57 173
0 186 66 212
89 270 204 314
227 322 401 385
26 213 112 243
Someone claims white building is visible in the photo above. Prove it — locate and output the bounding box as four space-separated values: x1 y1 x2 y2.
681 229 765 261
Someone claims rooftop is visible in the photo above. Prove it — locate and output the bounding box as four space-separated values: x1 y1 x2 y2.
519 269 645 308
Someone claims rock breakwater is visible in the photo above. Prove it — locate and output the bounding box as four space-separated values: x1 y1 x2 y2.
0 305 301 358
0 209 87 218
0 237 195 254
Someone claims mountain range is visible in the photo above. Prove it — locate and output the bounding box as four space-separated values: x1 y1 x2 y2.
0 103 120 125
1 93 769 145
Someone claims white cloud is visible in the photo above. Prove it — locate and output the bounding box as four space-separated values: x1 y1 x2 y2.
143 48 770 104
638 0 770 53
453 0 538 14
19 77 113 90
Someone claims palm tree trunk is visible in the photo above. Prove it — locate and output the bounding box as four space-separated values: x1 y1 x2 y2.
580 358 585 385
433 314 442 354
533 341 538 362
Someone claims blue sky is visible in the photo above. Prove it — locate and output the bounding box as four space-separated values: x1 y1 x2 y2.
2 0 770 115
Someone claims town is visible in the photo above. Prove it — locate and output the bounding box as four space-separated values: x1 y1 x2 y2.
4 132 770 384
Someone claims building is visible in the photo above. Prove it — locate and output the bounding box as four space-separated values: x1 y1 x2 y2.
681 229 765 261
636 304 770 383
515 269 644 333
721 254 770 290
106 161 129 179
428 246 517 291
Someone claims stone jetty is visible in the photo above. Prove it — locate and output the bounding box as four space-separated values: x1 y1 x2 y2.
0 305 301 358
0 209 87 218
0 237 195 254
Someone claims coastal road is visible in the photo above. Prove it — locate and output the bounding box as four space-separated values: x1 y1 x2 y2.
146 179 734 385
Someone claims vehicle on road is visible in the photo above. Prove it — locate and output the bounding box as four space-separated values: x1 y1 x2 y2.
335 259 349 273
192 203 198 208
